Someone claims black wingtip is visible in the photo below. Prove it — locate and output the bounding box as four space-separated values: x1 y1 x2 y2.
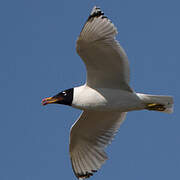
87 7 107 22
76 170 98 179
77 172 93 179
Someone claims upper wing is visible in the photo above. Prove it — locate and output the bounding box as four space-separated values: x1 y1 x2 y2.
69 110 127 179
76 7 132 91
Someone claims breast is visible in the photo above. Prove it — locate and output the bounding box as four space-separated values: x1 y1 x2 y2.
72 86 144 112
72 86 108 110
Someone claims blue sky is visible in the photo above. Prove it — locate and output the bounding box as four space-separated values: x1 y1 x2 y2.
0 0 180 179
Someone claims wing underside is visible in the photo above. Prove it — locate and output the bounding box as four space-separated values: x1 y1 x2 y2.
69 111 127 178
76 6 132 91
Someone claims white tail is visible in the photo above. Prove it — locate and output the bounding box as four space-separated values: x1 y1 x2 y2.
137 93 174 114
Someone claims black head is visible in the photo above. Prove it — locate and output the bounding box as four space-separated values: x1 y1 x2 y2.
42 88 74 106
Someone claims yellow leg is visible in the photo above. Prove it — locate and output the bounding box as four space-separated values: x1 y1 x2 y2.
146 103 166 111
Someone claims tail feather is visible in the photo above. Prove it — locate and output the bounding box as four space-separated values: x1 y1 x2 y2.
137 93 174 114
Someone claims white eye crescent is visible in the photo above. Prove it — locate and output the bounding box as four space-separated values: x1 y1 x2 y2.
62 92 67 96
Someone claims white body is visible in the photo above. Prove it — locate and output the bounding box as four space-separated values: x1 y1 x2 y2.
72 85 145 112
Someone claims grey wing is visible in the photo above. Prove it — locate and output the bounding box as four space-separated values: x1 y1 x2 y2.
69 110 127 179
76 6 132 91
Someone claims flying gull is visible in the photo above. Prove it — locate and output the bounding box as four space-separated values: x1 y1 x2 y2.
42 6 174 179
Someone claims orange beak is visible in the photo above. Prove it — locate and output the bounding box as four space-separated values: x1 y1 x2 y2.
41 96 63 106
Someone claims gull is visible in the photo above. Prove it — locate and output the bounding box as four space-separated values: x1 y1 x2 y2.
42 6 174 179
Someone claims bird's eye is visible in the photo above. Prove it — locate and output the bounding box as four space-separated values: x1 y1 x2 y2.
62 92 67 96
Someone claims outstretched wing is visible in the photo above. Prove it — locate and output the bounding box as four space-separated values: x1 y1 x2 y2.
69 111 127 179
76 6 132 91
